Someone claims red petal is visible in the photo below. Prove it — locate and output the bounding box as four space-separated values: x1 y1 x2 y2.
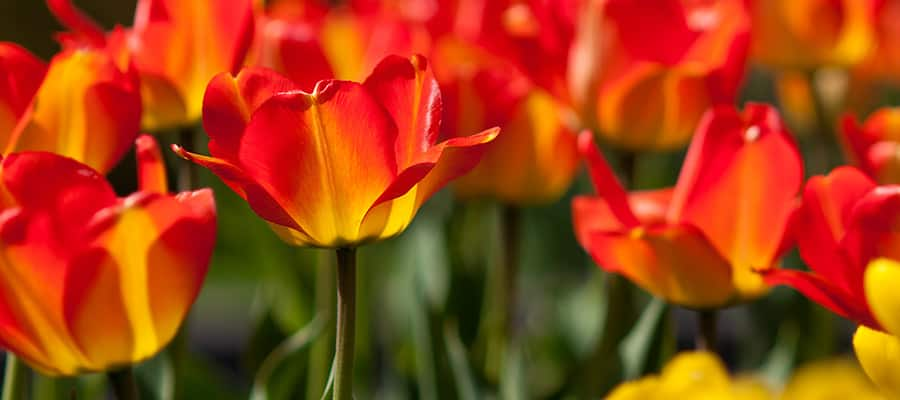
363 54 442 167
0 43 46 143
136 135 168 193
669 104 803 272
254 18 334 91
577 131 640 227
763 268 880 328
604 0 700 65
46 0 107 48
201 68 300 160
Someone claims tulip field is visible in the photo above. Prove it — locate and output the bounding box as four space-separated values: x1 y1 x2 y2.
3 0 900 399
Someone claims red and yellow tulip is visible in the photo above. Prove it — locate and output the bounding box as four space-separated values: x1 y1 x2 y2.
175 54 498 248
574 104 802 307
761 167 900 397
0 43 140 174
0 135 216 375
48 0 256 130
750 0 878 70
841 108 900 184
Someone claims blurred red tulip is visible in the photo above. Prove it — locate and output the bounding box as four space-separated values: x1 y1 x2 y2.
0 135 215 375
574 104 802 307
841 108 900 184
47 0 256 130
175 54 498 247
0 43 140 174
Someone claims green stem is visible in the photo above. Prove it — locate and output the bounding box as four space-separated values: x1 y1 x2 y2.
501 206 520 339
177 127 199 192
307 251 335 400
107 367 140 400
2 355 28 400
697 310 718 352
333 248 357 400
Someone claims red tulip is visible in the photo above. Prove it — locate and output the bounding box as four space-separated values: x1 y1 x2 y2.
841 108 900 184
175 54 498 247
0 43 140 174
574 104 802 307
0 135 215 375
47 0 256 130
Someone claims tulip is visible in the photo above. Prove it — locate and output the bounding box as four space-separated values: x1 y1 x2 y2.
433 41 579 205
750 0 878 70
573 103 802 307
0 43 140 174
588 0 750 150
606 351 772 400
841 108 900 184
781 358 883 400
47 0 256 130
0 135 216 376
761 166 900 398
175 53 496 399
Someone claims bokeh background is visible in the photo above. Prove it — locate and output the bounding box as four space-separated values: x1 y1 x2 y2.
1 1 882 399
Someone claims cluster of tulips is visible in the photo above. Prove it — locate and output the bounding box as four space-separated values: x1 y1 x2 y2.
3 0 900 398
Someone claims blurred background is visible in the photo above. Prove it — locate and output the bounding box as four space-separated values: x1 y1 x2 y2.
1 0 887 399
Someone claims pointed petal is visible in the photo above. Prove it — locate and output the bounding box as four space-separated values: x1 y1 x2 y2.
578 131 639 227
46 0 107 47
136 135 168 193
363 54 441 166
669 104 803 279
11 49 141 174
583 224 733 307
762 268 878 328
572 188 673 247
0 43 46 144
853 326 900 399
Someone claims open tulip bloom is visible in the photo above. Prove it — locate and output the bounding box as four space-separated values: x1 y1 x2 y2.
174 53 498 398
762 167 900 397
574 103 803 308
841 108 900 184
0 135 215 378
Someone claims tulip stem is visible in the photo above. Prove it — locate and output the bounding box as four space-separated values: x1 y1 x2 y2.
177 127 199 191
697 310 718 351
108 367 140 400
2 354 29 400
333 247 357 400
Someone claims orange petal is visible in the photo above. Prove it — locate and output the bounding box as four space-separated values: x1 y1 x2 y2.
583 224 734 308
0 43 46 144
668 104 803 295
10 49 141 174
572 188 674 246
136 135 168 193
131 0 256 128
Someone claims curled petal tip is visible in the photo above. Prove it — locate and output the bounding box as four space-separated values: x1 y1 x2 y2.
171 144 189 160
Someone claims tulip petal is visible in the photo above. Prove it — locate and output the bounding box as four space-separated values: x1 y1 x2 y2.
46 0 107 47
202 68 300 160
795 167 876 295
572 188 673 246
0 43 46 143
583 225 733 308
11 49 141 174
864 258 900 337
762 268 878 328
578 131 639 227
136 135 168 193
604 0 700 66
233 81 398 246
255 18 335 92
668 104 802 294
131 0 256 128
363 54 441 166
853 326 900 399
359 128 499 240
843 186 900 282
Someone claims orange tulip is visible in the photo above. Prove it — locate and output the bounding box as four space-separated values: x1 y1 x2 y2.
750 0 878 70
175 54 498 247
841 108 900 184
574 104 802 307
760 167 900 397
48 0 256 130
586 0 750 150
434 41 579 204
0 43 140 174
0 135 216 375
